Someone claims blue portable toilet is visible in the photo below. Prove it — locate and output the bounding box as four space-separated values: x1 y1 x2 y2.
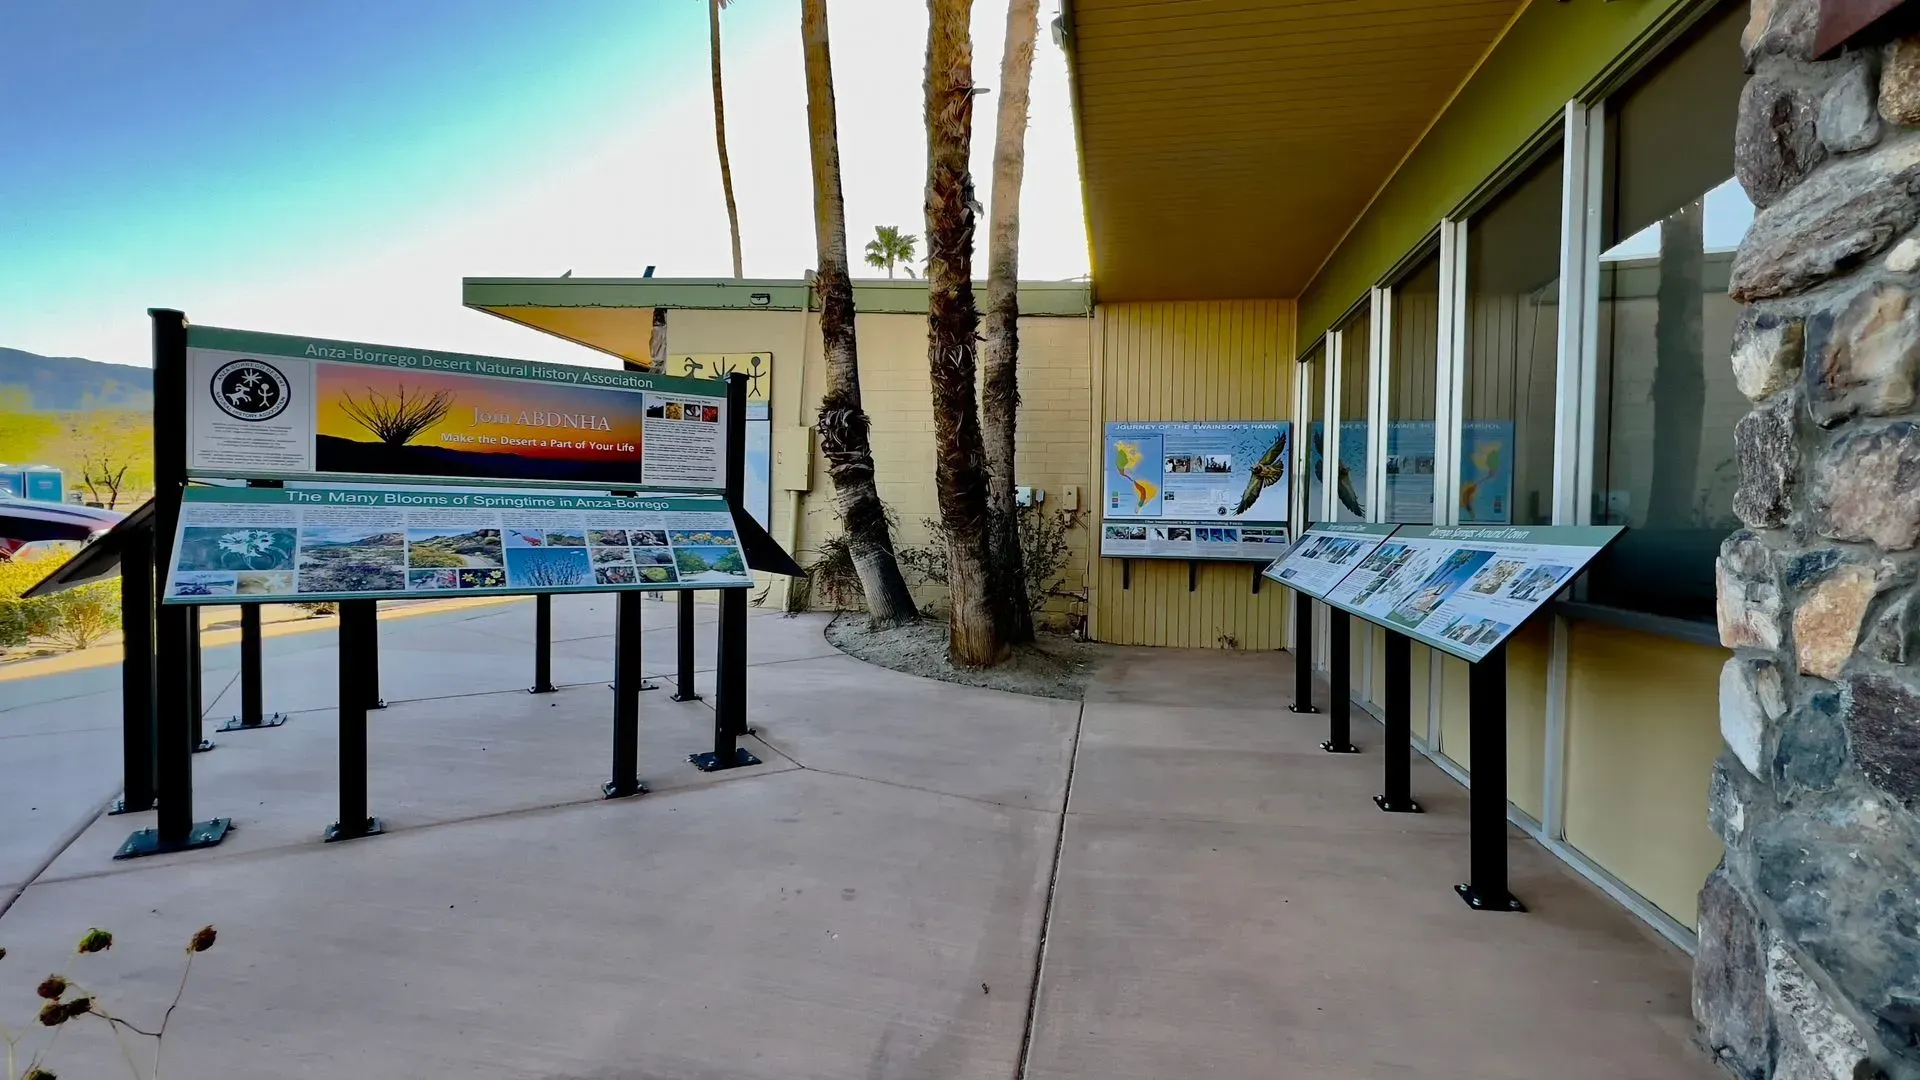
23 466 63 502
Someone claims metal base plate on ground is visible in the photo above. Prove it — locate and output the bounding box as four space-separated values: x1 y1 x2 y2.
1320 740 1359 753
218 713 288 732
689 748 760 772
323 817 386 843
114 817 232 860
108 797 155 816
1374 795 1424 814
602 780 650 799
369 699 388 710
527 684 558 695
607 681 661 692
1288 704 1320 714
671 691 703 702
1455 883 1525 912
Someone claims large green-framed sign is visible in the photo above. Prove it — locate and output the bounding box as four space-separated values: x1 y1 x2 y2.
160 484 750 604
1317 524 1623 662
183 326 729 492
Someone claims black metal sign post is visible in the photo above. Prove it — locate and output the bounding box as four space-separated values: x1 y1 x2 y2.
325 600 383 841
672 590 700 702
1287 589 1318 715
363 602 386 710
1373 631 1422 813
1456 642 1523 912
691 373 759 772
220 605 288 731
529 594 557 694
111 524 157 815
1322 608 1358 754
187 606 213 753
117 309 230 860
604 590 649 799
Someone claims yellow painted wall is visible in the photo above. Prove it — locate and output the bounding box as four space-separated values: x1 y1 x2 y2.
1089 300 1297 649
1432 622 1549 823
1564 621 1727 929
665 307 1095 621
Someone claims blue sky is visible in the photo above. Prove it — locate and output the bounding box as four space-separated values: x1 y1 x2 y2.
1 1 1087 368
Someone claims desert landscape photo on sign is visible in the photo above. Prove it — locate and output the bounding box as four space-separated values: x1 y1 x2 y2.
313 363 646 484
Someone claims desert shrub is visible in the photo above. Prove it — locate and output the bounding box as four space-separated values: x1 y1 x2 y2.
0 553 87 651
798 535 865 612
40 582 120 649
898 505 1084 616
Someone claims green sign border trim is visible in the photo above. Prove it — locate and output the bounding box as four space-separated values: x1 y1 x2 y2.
186 324 724 399
181 485 730 514
163 576 746 606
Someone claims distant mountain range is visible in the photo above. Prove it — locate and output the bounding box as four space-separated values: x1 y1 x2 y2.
0 347 153 411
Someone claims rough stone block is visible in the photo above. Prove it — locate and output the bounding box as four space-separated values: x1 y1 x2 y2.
1722 657 1788 776
1845 670 1920 807
1733 308 1806 401
1778 689 1852 792
1694 866 1768 1080
1731 140 1920 302
1889 236 1920 272
1735 394 1800 527
1766 933 1876 1079
1805 283 1920 425
1743 0 1820 67
1708 755 1755 847
1823 61 1883 154
1883 37 1920 125
1813 422 1920 549
1861 590 1918 662
1739 75 1827 207
1795 564 1879 679
1720 560 1787 651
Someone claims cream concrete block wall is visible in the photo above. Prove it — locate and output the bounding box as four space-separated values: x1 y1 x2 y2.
666 306 1094 619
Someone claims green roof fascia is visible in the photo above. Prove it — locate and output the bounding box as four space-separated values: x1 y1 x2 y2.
1294 0 1706 355
462 277 1093 317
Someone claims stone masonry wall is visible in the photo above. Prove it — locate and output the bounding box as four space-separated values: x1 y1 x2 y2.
1700 2 1920 1077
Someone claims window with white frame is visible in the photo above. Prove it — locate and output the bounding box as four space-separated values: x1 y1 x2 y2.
1387 253 1441 523
1585 1 1750 622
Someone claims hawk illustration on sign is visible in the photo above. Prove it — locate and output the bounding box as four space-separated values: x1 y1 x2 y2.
1234 428 1291 514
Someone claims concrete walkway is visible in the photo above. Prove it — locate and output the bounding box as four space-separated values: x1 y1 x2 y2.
0 599 1717 1079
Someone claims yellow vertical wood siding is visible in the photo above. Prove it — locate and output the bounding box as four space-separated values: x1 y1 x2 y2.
1090 301 1297 649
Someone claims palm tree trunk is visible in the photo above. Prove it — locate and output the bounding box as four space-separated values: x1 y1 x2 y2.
803 0 918 629
711 0 743 279
982 0 1039 644
926 0 1005 667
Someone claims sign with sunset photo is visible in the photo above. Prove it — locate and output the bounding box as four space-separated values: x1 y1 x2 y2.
184 325 728 491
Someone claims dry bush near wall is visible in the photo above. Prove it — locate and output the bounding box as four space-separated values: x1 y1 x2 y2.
0 552 121 652
897 505 1085 620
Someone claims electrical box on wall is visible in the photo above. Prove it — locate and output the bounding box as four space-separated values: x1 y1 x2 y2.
1016 486 1046 508
774 427 815 492
1060 485 1081 511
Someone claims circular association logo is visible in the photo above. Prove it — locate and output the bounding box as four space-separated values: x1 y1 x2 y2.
210 359 291 422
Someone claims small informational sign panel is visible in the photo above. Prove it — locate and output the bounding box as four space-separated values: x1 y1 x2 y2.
1321 524 1622 662
1261 522 1399 599
160 484 751 605
1099 420 1292 560
669 352 773 529
184 326 728 492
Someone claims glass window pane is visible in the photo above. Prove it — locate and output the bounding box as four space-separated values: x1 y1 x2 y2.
1587 3 1748 621
1387 254 1440 523
1301 343 1327 524
1464 151 1563 527
1335 307 1370 521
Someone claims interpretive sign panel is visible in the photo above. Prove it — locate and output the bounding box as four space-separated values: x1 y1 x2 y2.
1099 420 1292 560
1322 524 1622 662
184 326 727 492
160 485 750 604
1261 522 1399 599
